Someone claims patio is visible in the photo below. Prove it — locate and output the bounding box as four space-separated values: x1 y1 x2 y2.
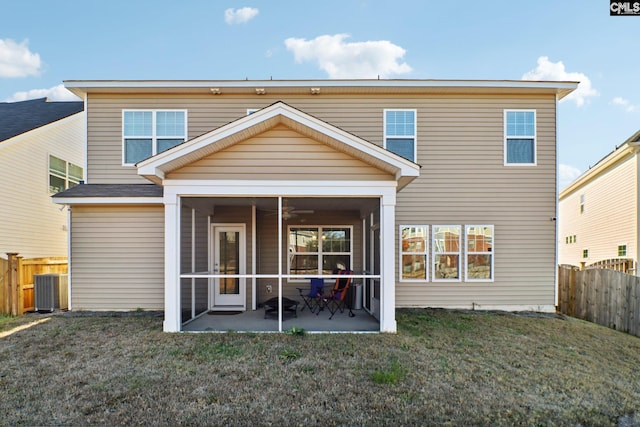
182 304 379 332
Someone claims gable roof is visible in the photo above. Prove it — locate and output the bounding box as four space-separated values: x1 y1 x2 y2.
137 101 421 190
0 98 84 142
559 129 640 199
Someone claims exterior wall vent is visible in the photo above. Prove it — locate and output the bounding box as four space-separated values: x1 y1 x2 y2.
34 274 69 312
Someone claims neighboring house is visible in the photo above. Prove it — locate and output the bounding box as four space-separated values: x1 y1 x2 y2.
53 79 576 332
0 98 84 259
558 130 640 272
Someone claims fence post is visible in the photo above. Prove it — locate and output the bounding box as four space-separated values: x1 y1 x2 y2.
7 253 19 316
16 255 24 316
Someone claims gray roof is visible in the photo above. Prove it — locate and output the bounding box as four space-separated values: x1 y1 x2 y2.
52 184 163 198
0 98 84 142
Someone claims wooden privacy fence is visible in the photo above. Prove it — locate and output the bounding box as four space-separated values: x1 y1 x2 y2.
558 265 640 337
0 253 68 316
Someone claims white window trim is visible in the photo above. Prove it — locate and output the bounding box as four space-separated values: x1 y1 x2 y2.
287 225 353 282
384 108 417 162
465 225 494 283
432 225 462 282
399 225 429 282
122 109 188 166
504 109 536 166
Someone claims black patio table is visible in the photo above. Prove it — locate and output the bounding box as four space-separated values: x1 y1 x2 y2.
263 297 299 319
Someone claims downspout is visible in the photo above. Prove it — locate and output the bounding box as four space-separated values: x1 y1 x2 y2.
554 96 559 308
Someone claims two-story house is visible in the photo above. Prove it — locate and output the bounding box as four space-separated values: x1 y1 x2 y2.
559 130 640 273
0 97 84 259
53 79 576 332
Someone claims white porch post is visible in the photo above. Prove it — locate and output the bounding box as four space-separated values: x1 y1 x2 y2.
163 193 181 332
380 190 397 332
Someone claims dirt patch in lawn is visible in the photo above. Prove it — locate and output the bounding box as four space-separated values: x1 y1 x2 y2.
1 308 640 426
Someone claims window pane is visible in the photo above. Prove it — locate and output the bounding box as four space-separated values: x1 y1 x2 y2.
49 155 66 175
402 254 427 280
158 138 184 153
434 255 459 279
156 111 185 137
322 255 351 274
386 138 415 161
322 228 350 252
289 228 318 253
289 255 318 276
467 255 492 279
402 226 427 252
124 138 152 164
68 163 83 181
386 110 415 136
124 111 152 136
506 111 534 136
466 226 493 252
433 226 460 252
507 138 534 163
49 175 66 193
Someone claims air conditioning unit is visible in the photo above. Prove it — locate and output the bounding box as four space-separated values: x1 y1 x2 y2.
34 274 69 312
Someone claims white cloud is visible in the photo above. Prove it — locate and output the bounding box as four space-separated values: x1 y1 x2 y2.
284 34 412 79
224 7 259 25
0 38 42 78
522 56 598 107
559 163 582 187
612 96 639 113
5 84 80 102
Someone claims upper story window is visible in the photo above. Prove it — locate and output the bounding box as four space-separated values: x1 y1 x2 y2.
504 110 536 165
49 155 83 193
384 109 416 162
123 110 187 165
580 194 585 214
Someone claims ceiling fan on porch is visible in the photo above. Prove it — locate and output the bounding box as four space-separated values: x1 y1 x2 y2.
263 200 314 220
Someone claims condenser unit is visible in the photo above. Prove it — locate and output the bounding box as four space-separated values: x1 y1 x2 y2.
34 274 69 312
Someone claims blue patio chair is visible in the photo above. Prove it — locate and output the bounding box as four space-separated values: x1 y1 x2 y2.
296 278 324 313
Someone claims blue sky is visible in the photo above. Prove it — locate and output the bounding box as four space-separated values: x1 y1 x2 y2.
1 0 638 189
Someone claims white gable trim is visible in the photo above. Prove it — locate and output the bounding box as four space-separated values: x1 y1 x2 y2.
137 102 419 187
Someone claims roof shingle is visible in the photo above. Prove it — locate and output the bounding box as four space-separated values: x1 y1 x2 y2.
0 97 84 142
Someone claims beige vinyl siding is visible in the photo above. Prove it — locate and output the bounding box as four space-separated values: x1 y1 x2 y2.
70 205 164 310
168 125 391 181
395 96 558 309
86 91 559 309
559 154 637 267
0 113 85 258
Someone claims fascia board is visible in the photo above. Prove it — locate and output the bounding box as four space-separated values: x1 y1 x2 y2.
52 197 164 205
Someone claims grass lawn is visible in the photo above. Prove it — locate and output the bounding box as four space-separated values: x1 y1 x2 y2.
1 309 640 426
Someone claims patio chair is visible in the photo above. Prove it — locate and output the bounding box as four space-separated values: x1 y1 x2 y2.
296 278 324 313
318 270 354 319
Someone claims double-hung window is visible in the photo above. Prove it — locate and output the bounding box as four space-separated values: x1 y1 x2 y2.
384 109 416 162
49 155 83 193
400 226 428 281
288 226 352 278
466 225 494 281
432 225 461 281
123 110 187 165
504 110 536 165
